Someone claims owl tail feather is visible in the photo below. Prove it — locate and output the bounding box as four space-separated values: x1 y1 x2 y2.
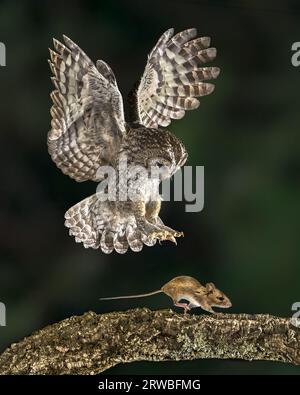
64 194 157 254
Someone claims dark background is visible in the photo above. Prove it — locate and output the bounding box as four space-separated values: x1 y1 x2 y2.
1 0 300 374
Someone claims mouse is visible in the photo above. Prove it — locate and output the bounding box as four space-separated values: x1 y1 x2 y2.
99 275 232 314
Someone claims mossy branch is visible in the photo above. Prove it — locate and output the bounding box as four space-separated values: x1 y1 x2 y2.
0 308 299 374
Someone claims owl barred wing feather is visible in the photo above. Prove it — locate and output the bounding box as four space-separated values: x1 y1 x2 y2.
48 30 219 254
48 35 125 182
64 194 100 249
136 28 220 128
64 194 157 254
47 36 162 254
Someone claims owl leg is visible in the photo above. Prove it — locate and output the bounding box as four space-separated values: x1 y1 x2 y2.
134 200 162 235
135 200 183 243
145 200 161 223
146 200 184 243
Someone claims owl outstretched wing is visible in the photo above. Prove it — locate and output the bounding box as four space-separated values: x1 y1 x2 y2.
48 35 125 182
135 28 219 128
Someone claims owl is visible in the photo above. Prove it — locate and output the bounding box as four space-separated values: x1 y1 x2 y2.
48 28 219 254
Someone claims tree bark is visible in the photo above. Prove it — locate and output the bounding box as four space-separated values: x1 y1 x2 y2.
0 308 299 375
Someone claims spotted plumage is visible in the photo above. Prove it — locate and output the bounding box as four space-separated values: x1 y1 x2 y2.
48 28 219 253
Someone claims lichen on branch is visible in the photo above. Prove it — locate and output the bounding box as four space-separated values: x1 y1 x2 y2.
0 308 299 374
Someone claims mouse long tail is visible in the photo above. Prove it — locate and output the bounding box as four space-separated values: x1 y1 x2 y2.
99 289 162 301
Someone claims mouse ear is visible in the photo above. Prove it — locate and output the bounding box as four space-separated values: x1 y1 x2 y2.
206 282 216 292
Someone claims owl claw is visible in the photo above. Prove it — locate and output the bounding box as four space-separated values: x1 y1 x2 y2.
138 219 183 245
165 234 177 245
147 227 183 245
174 231 184 238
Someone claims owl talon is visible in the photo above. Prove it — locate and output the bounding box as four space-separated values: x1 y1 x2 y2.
147 229 182 245
137 219 183 245
173 231 184 237
148 232 159 240
165 234 177 245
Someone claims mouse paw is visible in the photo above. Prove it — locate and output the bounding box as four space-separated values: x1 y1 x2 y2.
174 301 191 314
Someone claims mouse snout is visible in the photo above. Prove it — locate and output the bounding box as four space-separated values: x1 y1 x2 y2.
225 299 232 308
221 296 232 308
212 292 232 309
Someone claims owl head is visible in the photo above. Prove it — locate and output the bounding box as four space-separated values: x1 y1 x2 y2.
148 129 188 180
126 126 188 180
148 129 188 178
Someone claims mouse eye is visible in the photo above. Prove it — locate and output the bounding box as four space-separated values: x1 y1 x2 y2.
217 296 224 301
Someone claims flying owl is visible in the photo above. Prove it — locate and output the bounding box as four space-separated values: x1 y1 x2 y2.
47 28 219 254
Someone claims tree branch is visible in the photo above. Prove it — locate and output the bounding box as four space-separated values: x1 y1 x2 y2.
0 308 299 374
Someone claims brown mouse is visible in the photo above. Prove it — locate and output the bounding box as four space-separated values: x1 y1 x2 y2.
99 275 232 314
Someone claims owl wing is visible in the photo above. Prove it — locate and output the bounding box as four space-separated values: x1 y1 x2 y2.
48 35 125 182
135 28 219 128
